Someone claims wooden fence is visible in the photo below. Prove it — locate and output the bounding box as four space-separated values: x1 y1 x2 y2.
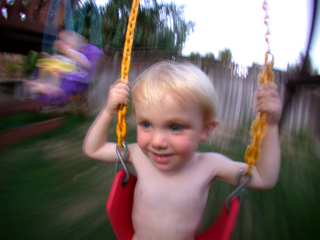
88 50 319 140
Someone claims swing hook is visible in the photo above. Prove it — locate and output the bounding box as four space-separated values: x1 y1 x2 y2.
115 142 130 185
225 168 252 210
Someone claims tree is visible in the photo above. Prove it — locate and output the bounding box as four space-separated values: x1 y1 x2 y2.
202 53 215 67
98 0 195 54
73 0 102 47
189 52 201 64
286 52 319 76
218 48 232 63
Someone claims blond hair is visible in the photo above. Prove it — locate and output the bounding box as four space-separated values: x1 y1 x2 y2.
132 61 219 122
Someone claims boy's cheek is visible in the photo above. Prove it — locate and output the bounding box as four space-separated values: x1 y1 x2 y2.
136 131 148 148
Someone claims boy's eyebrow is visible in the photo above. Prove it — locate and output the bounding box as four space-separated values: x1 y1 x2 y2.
135 116 149 122
164 118 191 126
135 116 191 126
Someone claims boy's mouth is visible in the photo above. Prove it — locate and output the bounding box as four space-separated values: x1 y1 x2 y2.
151 152 172 164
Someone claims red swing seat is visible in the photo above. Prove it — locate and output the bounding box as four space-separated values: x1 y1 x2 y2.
195 197 240 240
106 170 137 240
106 169 241 240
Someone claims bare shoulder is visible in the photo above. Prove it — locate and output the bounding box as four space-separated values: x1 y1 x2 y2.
198 152 233 165
127 143 145 164
198 152 246 185
193 152 232 179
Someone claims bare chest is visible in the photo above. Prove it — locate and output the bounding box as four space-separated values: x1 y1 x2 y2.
138 174 208 204
131 171 212 239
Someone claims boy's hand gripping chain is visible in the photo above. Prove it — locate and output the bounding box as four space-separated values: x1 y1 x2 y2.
116 0 140 181
227 0 275 206
116 0 140 149
244 0 275 176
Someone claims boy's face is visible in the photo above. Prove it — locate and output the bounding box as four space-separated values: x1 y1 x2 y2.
134 93 211 172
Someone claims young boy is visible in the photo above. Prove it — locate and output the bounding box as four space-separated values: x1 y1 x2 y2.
83 61 281 240
25 30 91 97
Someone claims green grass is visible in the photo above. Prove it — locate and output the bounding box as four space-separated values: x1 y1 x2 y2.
0 112 53 132
0 115 319 239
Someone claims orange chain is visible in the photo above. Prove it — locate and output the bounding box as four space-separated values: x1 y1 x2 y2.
244 0 275 175
117 0 140 148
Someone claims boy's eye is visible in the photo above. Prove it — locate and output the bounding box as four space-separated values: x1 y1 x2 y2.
140 122 151 129
170 125 183 132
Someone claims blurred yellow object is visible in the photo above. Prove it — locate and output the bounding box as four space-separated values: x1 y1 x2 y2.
36 58 76 74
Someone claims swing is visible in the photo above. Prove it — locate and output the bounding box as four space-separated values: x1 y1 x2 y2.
106 1 275 239
30 0 103 105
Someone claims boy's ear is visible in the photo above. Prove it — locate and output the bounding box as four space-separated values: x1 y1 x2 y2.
200 119 219 142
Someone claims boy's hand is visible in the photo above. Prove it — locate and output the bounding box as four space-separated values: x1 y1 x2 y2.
255 83 282 126
105 80 130 116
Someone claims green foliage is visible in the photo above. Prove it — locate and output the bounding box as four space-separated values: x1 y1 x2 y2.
286 52 319 76
4 51 38 78
23 51 39 77
218 48 232 63
189 51 201 63
0 112 51 132
5 64 21 78
204 53 215 60
73 0 102 47
98 0 194 54
202 53 215 66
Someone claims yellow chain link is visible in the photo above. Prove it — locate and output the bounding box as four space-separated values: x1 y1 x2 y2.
117 0 140 149
244 0 275 175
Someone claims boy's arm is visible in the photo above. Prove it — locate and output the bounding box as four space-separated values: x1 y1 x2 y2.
83 80 130 162
246 123 280 189
215 83 282 189
67 49 92 70
58 42 91 70
249 83 281 188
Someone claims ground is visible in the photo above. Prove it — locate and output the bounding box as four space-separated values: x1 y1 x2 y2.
0 114 320 240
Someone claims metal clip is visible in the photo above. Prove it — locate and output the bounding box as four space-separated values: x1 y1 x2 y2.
225 168 252 210
115 142 130 184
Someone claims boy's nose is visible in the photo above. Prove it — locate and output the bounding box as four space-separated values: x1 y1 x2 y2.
151 131 168 149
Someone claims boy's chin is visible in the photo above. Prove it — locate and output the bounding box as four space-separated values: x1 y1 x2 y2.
151 160 186 173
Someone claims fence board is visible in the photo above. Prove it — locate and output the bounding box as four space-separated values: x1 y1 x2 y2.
89 51 319 139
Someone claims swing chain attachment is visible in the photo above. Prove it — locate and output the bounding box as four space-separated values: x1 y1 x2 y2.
117 0 140 149
244 0 275 176
226 168 252 210
115 142 130 184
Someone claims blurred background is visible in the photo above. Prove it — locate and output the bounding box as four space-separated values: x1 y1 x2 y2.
0 0 319 239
